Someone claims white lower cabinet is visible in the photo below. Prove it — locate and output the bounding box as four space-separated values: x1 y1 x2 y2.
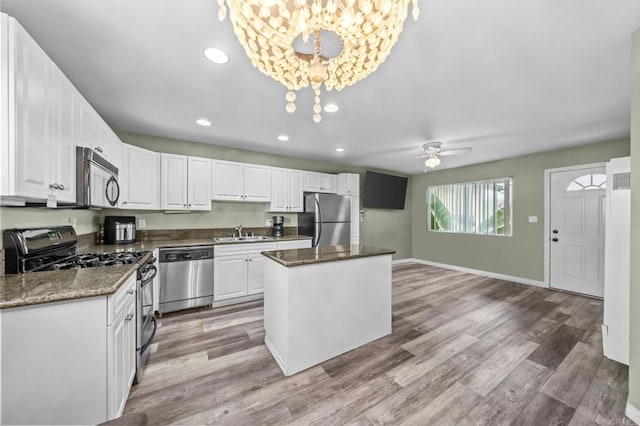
214 254 249 300
106 274 137 420
0 273 137 425
214 242 277 301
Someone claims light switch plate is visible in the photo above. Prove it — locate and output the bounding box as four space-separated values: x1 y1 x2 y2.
528 216 538 223
138 219 146 229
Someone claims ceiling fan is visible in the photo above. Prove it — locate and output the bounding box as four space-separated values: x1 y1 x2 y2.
417 142 472 170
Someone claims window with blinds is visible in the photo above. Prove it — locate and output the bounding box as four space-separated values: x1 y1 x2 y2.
428 177 513 236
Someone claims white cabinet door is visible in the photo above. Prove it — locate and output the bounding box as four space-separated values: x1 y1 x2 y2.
303 171 320 192
351 196 360 244
211 160 244 201
120 144 160 210
319 173 337 193
247 253 267 295
338 173 360 196
161 153 188 210
269 168 288 211
77 94 98 150
107 275 136 420
244 164 271 201
214 255 249 300
288 170 304 211
12 18 52 200
50 68 77 203
187 156 211 210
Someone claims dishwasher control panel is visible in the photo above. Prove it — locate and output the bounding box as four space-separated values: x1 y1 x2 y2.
159 246 213 262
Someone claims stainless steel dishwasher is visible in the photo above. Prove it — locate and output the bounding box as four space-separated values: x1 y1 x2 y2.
159 246 214 314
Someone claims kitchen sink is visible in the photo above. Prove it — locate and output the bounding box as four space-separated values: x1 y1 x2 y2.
214 236 274 243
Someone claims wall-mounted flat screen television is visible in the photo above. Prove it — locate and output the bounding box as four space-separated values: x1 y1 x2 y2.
362 171 408 210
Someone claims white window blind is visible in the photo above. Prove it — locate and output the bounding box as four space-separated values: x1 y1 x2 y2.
428 177 512 236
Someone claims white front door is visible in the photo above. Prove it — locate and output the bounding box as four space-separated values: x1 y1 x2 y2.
549 166 606 297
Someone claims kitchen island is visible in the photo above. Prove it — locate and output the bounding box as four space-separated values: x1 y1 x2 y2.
261 244 394 376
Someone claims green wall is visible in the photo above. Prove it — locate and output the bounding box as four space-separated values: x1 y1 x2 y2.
628 27 640 412
0 208 99 244
115 132 413 259
410 138 630 281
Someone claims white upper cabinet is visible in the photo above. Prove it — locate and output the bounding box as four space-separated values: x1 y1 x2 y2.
160 153 211 211
50 69 77 203
211 160 244 201
120 144 160 210
161 153 188 210
269 168 303 212
211 160 271 202
302 171 337 193
0 13 122 205
187 156 212 210
76 93 121 169
3 15 52 201
337 173 360 196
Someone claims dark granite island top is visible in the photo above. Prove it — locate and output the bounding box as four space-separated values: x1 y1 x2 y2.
261 244 395 267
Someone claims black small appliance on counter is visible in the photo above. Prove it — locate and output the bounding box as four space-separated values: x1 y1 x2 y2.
272 216 284 237
104 216 136 244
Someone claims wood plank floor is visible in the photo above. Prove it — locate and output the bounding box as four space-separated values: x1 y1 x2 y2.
124 263 634 425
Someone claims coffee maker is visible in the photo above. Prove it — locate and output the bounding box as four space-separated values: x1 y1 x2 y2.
272 216 284 237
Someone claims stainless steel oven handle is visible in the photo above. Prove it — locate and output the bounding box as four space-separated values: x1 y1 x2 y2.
140 316 157 354
140 265 157 286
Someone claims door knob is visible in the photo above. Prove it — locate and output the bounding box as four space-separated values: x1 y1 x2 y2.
552 238 559 242
552 230 559 234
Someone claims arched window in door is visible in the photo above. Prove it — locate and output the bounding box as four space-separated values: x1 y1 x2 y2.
566 173 606 191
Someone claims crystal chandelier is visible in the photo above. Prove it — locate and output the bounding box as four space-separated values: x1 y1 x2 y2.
218 0 420 123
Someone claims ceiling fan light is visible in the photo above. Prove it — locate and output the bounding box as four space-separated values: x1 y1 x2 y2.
424 153 441 168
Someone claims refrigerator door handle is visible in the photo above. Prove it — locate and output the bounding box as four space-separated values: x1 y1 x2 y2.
315 197 322 247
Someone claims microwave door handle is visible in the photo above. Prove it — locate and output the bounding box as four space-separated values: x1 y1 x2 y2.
105 176 120 206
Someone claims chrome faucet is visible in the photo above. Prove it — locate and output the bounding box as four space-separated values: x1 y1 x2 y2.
235 225 244 237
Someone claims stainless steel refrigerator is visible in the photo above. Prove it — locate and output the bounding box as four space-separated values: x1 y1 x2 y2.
298 193 351 247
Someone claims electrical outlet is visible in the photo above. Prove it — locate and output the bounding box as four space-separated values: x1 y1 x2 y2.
138 219 146 229
528 216 538 223
266 219 273 226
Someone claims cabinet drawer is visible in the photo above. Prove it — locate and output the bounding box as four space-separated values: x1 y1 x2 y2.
107 272 137 326
214 242 277 256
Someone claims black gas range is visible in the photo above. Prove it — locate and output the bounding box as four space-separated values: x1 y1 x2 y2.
3 226 148 273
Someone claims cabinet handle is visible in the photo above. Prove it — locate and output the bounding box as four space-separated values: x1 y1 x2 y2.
95 147 104 153
49 183 60 190
183 204 187 207
58 184 65 190
123 201 127 205
125 313 134 321
127 289 134 295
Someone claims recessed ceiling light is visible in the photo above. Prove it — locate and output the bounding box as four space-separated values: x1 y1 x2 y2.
324 104 339 113
277 134 290 142
196 118 212 126
204 48 229 64
335 148 345 152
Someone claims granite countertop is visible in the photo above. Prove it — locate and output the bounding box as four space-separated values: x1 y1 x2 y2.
1 235 312 309
261 244 395 267
79 234 312 254
0 264 139 309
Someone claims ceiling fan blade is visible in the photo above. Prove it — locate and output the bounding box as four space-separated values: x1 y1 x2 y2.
439 147 472 156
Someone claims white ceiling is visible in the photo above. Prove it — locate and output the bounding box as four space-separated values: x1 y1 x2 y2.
2 0 639 175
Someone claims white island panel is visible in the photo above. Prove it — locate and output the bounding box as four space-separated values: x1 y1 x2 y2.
264 254 392 376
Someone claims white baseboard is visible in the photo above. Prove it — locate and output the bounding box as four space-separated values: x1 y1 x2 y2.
392 258 414 265
626 402 640 425
398 258 547 289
